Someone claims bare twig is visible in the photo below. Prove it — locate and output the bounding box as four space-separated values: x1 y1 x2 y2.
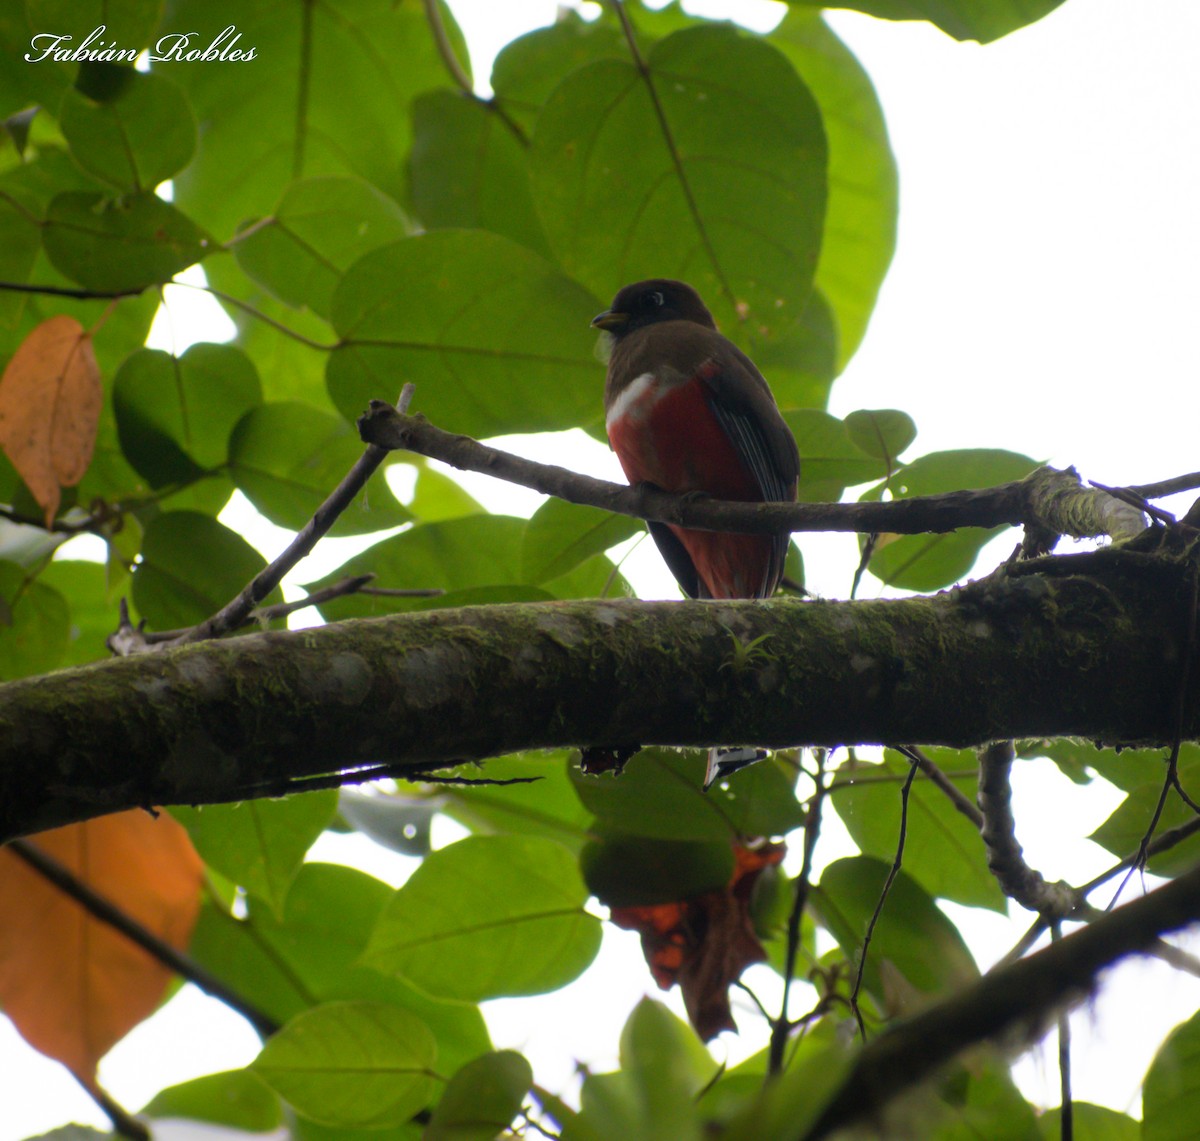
848 754 919 1038
75 1074 149 1140
1131 472 1200 499
898 745 982 828
9 839 279 1038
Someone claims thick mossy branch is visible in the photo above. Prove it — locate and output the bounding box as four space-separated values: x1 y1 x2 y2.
2 537 1198 840
1025 464 1146 540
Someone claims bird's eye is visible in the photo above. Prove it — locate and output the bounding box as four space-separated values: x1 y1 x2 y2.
649 291 664 307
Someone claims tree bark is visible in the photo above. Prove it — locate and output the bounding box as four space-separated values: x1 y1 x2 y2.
1 536 1196 840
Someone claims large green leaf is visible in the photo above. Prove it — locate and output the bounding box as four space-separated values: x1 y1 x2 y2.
580 834 734 908
1143 1011 1200 1141
36 559 113 667
232 176 410 319
252 1001 436 1129
424 1051 533 1141
830 749 1005 911
327 231 603 439
113 343 263 487
409 91 549 256
785 409 893 502
1089 754 1200 878
309 513 623 620
865 449 1039 590
361 834 602 1002
228 401 411 535
572 749 804 842
1037 1103 1139 1141
188 862 492 1071
522 499 641 585
171 790 337 919
772 12 898 369
0 560 68 680
43 190 210 292
811 856 978 1002
785 0 1067 44
142 1069 282 1132
530 24 826 350
437 752 594 851
26 0 163 55
59 64 196 192
163 0 463 239
131 509 271 629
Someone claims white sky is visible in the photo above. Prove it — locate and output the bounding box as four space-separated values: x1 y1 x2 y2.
7 0 1200 1136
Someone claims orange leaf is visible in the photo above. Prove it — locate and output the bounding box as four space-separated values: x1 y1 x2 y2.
611 841 786 1041
0 315 102 527
0 811 203 1081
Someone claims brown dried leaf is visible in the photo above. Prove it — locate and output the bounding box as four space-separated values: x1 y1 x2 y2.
0 811 203 1081
0 315 102 527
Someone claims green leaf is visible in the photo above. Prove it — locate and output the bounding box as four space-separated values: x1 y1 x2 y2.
771 12 898 369
830 749 1006 912
228 401 411 535
131 510 271 629
843 409 916 465
425 1051 533 1141
522 499 641 585
233 176 410 319
361 834 602 1002
252 1001 436 1129
491 13 625 133
37 559 112 667
60 64 196 191
410 91 549 256
438 752 593 850
928 1060 1038 1140
785 410 891 502
1036 740 1170 793
580 835 734 907
783 0 1067 44
113 343 263 487
811 856 978 1001
0 560 68 680
142 1068 282 1132
571 749 804 842
531 24 826 349
165 0 463 239
43 190 211 292
405 457 482 522
309 514 619 621
866 449 1039 590
189 863 492 1072
171 790 337 919
27 0 162 54
1037 1102 1139 1141
1089 755 1200 878
1137 1012 1200 1137
327 231 603 440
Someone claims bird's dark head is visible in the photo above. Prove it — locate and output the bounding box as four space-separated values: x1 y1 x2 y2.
591 279 716 338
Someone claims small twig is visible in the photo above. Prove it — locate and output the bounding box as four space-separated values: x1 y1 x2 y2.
0 279 143 299
1053 921 1074 1141
238 759 542 799
769 750 827 1075
978 741 1081 918
10 839 279 1039
848 754 919 1038
75 1073 149 1140
897 745 983 828
360 585 447 598
1130 471 1200 499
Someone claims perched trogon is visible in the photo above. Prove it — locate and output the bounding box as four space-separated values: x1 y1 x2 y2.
592 279 800 786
